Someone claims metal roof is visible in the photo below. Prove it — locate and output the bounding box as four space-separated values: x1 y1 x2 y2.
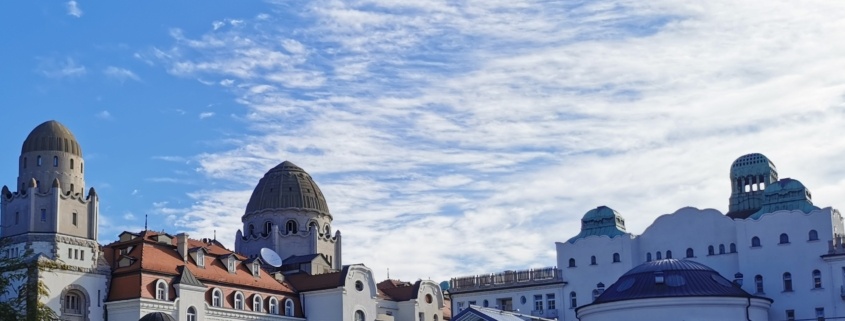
588 259 764 306
244 161 331 216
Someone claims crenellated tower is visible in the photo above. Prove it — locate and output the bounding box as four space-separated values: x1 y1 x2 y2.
0 120 100 269
235 161 341 274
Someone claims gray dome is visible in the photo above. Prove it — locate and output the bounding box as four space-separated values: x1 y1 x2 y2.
21 120 82 157
592 259 754 305
139 312 176 321
244 161 330 216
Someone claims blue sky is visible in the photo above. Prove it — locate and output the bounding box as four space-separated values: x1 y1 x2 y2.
2 1 845 282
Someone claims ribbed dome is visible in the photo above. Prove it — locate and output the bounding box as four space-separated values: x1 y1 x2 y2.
593 259 751 304
21 120 82 157
139 312 176 321
244 161 330 215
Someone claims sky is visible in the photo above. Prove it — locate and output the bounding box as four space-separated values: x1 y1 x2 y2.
1 1 845 283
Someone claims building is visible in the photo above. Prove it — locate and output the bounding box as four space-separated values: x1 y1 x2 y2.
451 153 845 321
0 120 447 321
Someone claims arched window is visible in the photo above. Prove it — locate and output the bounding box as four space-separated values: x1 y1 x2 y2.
568 258 576 267
780 233 790 244
212 288 223 307
646 253 652 262
324 224 331 236
783 273 793 291
62 290 85 316
70 183 75 193
80 162 83 173
37 156 42 166
285 298 294 316
752 236 761 247
72 213 78 226
286 220 298 234
656 251 662 260
612 253 620 263
264 221 272 235
268 297 278 314
434 315 439 321
569 291 577 308
155 280 168 300
53 156 58 167
23 157 27 169
730 243 737 253
666 250 672 259
686 248 694 258
708 245 715 255
70 159 74 169
234 292 245 310
755 275 764 293
590 256 597 265
809 230 819 241
813 270 822 289
249 224 255 236
719 244 725 254
354 310 365 321
253 294 263 312
309 222 319 232
187 307 197 321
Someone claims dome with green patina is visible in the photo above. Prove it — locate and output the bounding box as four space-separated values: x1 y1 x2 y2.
730 153 777 178
21 120 82 157
244 161 331 216
567 206 628 243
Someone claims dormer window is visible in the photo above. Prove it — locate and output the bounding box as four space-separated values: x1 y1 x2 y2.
197 251 204 267
227 257 236 273
252 261 260 277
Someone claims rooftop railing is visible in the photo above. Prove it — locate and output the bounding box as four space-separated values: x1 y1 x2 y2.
449 267 563 293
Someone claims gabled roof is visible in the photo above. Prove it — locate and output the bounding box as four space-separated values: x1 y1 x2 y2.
174 265 204 287
103 230 295 301
451 305 553 321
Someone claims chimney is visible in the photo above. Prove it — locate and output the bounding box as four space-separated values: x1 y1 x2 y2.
176 233 189 262
273 272 285 282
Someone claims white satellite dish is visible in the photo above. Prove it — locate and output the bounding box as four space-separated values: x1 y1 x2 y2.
260 248 283 267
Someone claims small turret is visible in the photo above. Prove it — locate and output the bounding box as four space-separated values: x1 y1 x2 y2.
52 178 60 189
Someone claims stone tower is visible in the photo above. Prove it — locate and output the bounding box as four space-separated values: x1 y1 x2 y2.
726 153 778 219
235 161 341 274
0 120 100 268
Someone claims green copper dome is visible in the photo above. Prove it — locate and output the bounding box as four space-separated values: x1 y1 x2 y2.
567 206 627 243
21 120 82 157
748 178 819 219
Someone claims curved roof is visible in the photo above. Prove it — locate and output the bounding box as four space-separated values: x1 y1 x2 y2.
567 206 627 243
730 153 776 178
21 120 82 157
244 161 331 216
591 259 756 305
748 178 819 219
139 312 176 321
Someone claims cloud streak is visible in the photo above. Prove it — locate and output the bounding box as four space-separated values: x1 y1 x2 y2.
150 0 845 281
103 66 141 82
66 1 82 18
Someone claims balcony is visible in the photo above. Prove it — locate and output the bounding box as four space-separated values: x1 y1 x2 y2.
530 309 559 319
449 267 564 294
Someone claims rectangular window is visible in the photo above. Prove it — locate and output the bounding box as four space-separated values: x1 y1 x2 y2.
533 295 543 311
457 302 464 309
816 307 825 321
197 252 204 267
468 300 476 306
80 251 84 261
72 213 77 226
68 249 73 259
786 310 795 321
74 249 79 260
40 209 46 222
546 294 556 310
14 212 19 225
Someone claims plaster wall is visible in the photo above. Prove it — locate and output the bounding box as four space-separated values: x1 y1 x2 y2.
576 297 770 321
449 284 564 320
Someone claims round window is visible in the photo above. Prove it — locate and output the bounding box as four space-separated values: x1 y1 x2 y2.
425 294 433 304
520 296 527 304
355 280 364 291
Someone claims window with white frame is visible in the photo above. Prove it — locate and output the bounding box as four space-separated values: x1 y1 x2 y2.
269 297 278 314
187 307 197 321
212 288 223 307
546 293 555 310
533 294 542 311
253 294 263 312
234 292 245 310
285 298 294 316
155 280 168 300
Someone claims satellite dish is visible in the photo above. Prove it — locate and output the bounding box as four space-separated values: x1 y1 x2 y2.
260 248 283 267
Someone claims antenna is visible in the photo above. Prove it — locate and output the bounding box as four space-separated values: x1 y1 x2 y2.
387 268 390 279
214 229 217 240
144 214 148 230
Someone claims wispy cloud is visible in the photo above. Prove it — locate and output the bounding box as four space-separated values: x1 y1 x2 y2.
199 112 215 119
95 110 112 120
66 1 82 18
103 66 141 82
152 0 845 281
38 57 86 78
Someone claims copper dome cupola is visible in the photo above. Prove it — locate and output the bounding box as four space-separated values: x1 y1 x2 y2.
244 161 331 217
21 120 82 157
